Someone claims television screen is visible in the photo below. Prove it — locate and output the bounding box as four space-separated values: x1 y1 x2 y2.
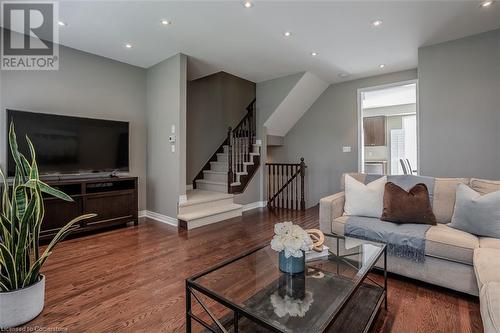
7 110 129 177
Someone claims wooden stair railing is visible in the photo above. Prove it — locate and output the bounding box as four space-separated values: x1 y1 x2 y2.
227 99 257 194
266 158 306 210
192 99 258 194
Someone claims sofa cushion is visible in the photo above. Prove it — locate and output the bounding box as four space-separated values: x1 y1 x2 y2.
470 178 500 195
425 224 479 264
381 182 436 225
474 248 500 290
480 238 500 250
344 175 387 218
432 178 470 224
332 215 349 235
449 184 500 238
480 281 500 333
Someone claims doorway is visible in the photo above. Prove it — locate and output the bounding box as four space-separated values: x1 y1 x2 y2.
358 80 418 175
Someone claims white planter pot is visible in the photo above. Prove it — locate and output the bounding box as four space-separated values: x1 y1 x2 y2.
0 275 45 329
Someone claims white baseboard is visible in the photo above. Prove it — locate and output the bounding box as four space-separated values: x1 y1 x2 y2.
242 201 267 212
140 210 178 227
186 184 193 190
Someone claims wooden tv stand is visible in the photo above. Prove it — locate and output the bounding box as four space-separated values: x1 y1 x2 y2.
40 176 138 241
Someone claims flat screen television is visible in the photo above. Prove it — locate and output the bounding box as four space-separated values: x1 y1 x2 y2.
7 110 129 177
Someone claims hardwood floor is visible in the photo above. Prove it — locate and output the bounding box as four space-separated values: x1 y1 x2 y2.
24 207 482 332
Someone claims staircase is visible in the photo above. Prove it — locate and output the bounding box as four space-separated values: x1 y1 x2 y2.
178 100 261 229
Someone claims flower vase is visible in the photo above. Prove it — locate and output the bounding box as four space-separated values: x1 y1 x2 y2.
279 251 305 275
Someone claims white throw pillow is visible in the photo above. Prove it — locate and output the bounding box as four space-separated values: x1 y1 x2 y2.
344 175 387 218
449 184 500 238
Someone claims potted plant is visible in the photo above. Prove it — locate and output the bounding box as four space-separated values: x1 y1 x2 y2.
270 222 313 274
0 123 95 329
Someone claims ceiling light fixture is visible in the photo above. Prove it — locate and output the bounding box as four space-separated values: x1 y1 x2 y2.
339 73 349 78
372 20 383 27
243 1 253 8
161 19 171 25
311 52 318 57
481 1 493 7
125 43 133 49
379 64 385 68
58 21 67 27
283 31 291 37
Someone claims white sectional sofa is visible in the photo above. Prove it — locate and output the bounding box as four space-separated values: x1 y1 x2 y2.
319 173 500 333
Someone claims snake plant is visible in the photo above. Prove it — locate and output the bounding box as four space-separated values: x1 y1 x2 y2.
0 123 95 292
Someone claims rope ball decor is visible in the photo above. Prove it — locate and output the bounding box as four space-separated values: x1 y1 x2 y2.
306 229 325 252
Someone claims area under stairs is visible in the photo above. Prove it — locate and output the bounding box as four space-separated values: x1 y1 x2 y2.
177 190 242 230
195 143 261 193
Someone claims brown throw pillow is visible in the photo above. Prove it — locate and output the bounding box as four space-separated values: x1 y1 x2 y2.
381 182 437 225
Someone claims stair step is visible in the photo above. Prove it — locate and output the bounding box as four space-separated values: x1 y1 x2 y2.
210 161 228 172
230 182 241 187
178 204 243 230
217 153 228 162
195 179 227 193
178 190 234 214
203 170 227 182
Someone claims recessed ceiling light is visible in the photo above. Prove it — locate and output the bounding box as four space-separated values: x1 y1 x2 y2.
243 1 253 8
125 43 133 49
283 31 291 37
481 1 493 7
161 19 171 25
372 20 383 27
311 52 318 57
339 73 349 78
379 64 385 68
58 21 67 27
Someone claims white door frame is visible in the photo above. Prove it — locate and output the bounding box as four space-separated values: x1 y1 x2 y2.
356 79 420 174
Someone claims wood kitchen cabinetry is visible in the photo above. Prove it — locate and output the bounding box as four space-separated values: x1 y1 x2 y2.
363 116 386 146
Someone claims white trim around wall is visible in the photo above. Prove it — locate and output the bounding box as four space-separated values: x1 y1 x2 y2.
242 201 267 212
138 210 178 227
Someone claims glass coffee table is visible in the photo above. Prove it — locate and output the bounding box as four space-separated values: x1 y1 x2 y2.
186 233 387 333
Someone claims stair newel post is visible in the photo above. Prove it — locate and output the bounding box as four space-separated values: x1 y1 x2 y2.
300 157 306 211
227 126 233 193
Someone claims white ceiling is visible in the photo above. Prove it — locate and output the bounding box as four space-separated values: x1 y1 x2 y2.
55 0 500 83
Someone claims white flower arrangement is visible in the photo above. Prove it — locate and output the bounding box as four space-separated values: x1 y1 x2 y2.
270 222 313 258
270 291 314 318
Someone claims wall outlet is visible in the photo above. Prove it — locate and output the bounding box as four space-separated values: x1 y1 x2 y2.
342 146 352 153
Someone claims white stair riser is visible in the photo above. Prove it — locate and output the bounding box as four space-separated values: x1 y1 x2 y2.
217 153 228 162
252 146 260 154
196 181 227 193
185 208 242 230
210 162 228 172
223 145 229 154
178 197 234 215
204 172 227 183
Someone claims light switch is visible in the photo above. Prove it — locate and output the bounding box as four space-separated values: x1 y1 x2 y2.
342 146 352 153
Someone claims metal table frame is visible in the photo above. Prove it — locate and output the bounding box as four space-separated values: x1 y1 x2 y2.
185 235 387 333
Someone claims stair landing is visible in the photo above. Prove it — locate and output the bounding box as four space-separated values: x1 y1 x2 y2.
177 189 242 229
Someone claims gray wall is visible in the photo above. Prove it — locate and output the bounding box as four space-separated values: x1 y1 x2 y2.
187 72 255 185
269 70 418 207
0 45 148 210
419 29 500 179
146 54 187 217
252 72 304 204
